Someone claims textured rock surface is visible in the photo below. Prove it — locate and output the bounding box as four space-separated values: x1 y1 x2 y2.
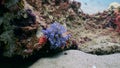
71 27 120 55
29 50 120 68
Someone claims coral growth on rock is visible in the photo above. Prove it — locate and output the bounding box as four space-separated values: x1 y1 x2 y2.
0 0 120 58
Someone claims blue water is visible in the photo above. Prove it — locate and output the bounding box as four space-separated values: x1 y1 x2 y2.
76 0 120 14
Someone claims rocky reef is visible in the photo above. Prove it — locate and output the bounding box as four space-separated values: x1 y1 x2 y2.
0 0 120 58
